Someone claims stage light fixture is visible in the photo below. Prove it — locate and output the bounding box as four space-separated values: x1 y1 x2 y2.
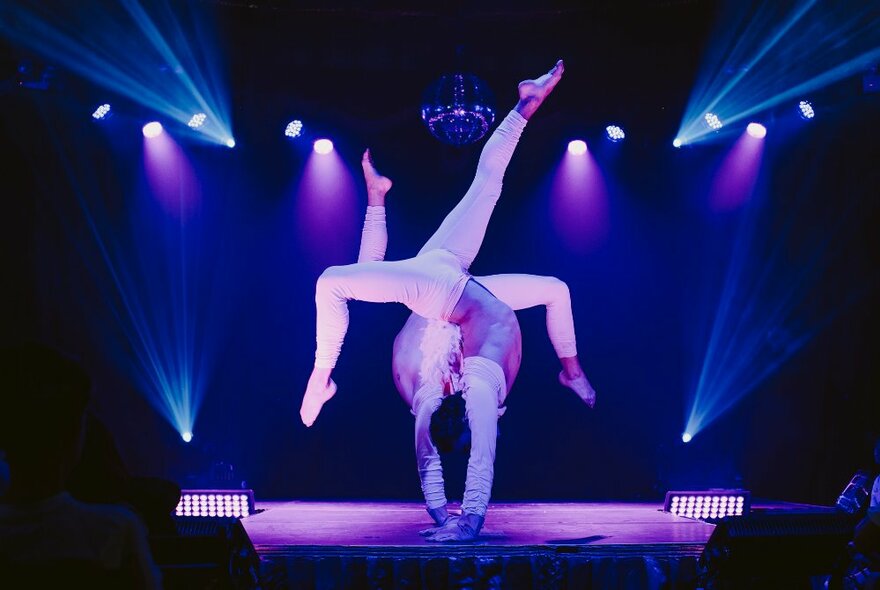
567 140 587 155
313 138 334 154
605 125 626 142
682 432 693 443
285 120 304 138
704 113 723 130
746 122 767 138
181 431 193 443
665 490 751 522
143 121 163 138
797 100 815 120
175 489 256 518
91 103 112 120
673 138 684 148
225 138 236 148
187 112 207 129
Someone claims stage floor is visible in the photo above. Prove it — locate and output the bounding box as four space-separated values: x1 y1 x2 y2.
242 500 827 587
243 501 716 550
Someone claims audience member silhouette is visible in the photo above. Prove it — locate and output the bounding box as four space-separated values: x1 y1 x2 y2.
0 343 161 589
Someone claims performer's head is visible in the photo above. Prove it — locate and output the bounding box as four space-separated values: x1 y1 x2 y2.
429 393 471 454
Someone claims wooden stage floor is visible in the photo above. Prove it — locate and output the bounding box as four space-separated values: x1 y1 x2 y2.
242 500 823 588
244 501 715 550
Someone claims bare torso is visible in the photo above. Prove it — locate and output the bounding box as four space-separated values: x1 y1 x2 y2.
392 279 522 407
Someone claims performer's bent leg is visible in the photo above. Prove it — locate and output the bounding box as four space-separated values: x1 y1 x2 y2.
475 274 577 358
314 259 435 369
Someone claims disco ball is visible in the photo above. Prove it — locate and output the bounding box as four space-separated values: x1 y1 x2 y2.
421 73 496 146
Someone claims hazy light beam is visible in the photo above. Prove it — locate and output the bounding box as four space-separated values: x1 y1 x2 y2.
677 0 880 144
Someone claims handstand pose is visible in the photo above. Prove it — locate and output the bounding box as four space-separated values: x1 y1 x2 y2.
357 150 596 541
301 60 570 541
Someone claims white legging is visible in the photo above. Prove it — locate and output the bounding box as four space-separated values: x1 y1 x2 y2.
359 207 578 359
314 109 528 369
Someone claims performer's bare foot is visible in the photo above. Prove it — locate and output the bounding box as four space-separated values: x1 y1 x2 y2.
558 368 596 408
515 59 565 120
362 149 392 205
300 368 337 427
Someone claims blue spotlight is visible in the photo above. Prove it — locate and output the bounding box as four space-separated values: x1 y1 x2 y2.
746 122 767 138
91 103 112 120
704 113 723 130
225 138 236 148
313 138 333 154
567 139 587 155
682 432 693 443
181 431 193 443
142 121 163 138
605 124 626 142
285 120 303 138
187 112 207 128
673 137 684 148
798 100 815 120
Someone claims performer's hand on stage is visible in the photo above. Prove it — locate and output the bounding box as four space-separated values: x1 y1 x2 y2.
300 368 337 427
558 368 597 409
424 513 483 543
419 516 458 537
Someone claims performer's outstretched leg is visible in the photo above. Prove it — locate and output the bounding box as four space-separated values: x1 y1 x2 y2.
418 60 564 270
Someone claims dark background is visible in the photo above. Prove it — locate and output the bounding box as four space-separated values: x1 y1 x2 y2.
1 1 878 504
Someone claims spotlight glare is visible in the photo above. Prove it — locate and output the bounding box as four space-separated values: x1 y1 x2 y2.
142 121 163 138
187 112 207 129
672 137 683 148
567 139 587 155
91 103 111 120
285 119 304 138
225 138 236 148
605 125 626 142
181 431 193 443
704 112 723 130
798 100 815 120
746 122 767 138
682 432 693 443
313 138 334 154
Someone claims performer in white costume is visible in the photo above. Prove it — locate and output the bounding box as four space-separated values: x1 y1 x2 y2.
301 60 594 541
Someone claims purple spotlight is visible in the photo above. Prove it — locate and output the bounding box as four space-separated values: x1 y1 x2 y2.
746 123 767 139
313 138 334 155
142 121 163 138
567 140 587 155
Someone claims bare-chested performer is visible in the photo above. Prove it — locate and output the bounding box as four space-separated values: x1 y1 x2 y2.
301 60 583 541
356 150 596 541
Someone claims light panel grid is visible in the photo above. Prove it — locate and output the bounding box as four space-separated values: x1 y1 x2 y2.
175 489 256 519
663 490 750 522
